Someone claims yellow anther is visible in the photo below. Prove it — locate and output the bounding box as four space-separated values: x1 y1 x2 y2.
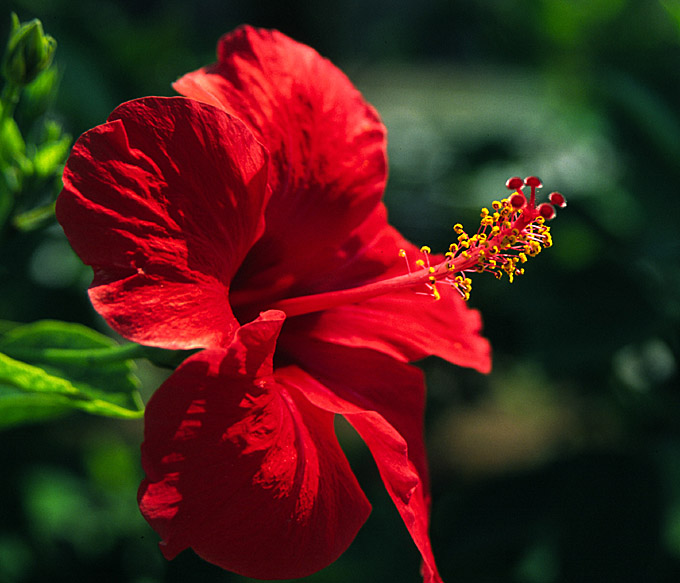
399 249 407 258
527 241 541 256
427 180 561 305
420 245 431 254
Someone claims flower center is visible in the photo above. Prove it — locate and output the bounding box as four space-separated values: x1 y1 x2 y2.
269 176 565 317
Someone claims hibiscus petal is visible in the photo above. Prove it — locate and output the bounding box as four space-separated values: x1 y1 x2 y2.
57 97 270 349
174 26 387 303
138 311 371 579
287 288 491 373
278 339 444 583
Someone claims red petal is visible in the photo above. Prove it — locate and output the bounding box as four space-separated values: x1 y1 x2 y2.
287 287 491 372
174 26 387 303
292 203 407 294
57 97 269 349
138 312 371 579
279 340 444 583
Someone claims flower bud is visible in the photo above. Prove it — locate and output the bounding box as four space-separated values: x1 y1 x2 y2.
2 13 56 87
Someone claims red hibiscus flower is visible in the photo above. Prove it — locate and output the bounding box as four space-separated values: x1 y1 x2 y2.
56 26 562 583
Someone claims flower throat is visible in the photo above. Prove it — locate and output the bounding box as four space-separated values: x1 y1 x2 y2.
270 176 566 317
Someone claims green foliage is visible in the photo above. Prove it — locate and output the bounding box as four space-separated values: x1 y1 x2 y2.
1 12 55 87
0 320 144 427
0 12 69 239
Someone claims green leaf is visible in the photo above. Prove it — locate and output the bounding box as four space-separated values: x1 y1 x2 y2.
0 319 25 335
0 385 72 427
0 353 143 428
0 320 145 427
0 320 141 390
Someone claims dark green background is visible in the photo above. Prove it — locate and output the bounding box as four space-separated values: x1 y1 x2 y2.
1 1 679 581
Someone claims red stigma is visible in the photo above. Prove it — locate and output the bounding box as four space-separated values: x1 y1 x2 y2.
505 176 524 191
549 192 567 208
509 193 527 208
524 176 543 188
537 203 556 220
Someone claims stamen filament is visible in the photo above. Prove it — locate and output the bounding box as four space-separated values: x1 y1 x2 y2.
268 269 435 317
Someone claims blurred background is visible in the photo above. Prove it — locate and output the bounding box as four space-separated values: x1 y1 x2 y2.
1 0 679 582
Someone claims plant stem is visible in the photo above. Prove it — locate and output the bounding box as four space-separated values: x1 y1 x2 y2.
0 81 20 127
